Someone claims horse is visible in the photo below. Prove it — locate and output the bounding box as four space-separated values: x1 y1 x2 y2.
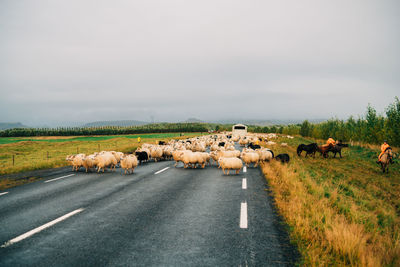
329 140 349 158
380 147 393 173
318 144 333 158
297 143 318 157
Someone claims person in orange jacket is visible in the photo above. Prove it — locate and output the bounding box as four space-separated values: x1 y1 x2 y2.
323 137 336 148
377 140 391 163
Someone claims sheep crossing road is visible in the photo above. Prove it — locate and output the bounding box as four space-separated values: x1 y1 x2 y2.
0 153 298 266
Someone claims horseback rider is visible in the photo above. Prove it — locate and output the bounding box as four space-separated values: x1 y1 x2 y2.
324 137 336 148
377 140 392 164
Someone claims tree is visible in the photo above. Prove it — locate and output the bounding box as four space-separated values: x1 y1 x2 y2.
385 97 400 146
300 120 312 137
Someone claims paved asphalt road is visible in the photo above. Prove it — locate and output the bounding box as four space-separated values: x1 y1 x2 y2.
0 146 298 266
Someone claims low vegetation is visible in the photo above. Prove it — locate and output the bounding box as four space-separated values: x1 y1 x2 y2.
250 97 400 147
0 122 211 137
261 135 399 266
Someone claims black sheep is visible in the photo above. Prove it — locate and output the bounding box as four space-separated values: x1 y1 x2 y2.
135 151 149 164
275 153 290 163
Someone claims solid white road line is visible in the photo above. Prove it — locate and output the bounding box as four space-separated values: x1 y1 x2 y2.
155 167 170 175
242 178 247 190
240 202 248 229
44 174 75 183
0 192 9 197
1 208 84 248
243 166 247 173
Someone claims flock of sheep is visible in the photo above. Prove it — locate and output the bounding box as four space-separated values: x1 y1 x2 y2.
66 133 291 175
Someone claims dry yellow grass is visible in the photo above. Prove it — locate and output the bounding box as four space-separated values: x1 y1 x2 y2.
261 136 400 266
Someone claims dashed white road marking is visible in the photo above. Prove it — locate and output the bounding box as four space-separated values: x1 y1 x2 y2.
155 167 170 175
1 208 84 248
44 174 75 183
0 192 9 197
243 166 247 173
240 202 248 229
242 178 247 189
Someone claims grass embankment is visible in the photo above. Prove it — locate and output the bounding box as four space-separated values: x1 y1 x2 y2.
261 136 400 266
0 132 203 177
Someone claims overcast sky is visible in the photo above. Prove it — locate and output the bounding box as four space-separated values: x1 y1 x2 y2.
0 0 399 126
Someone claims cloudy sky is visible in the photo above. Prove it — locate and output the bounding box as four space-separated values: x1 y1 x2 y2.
0 0 399 126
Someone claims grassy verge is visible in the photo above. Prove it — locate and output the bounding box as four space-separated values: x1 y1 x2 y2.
0 132 204 176
261 136 400 266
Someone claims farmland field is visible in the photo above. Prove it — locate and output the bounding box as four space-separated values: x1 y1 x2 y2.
0 132 205 176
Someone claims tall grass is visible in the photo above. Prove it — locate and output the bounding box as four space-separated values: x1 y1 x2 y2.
261 136 400 266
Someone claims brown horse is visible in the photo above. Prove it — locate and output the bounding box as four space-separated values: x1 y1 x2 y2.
380 148 393 173
318 144 333 158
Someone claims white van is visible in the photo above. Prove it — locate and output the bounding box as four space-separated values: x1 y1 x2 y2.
232 124 247 136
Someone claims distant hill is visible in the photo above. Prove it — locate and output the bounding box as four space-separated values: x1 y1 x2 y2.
182 118 205 123
0 122 29 130
82 120 149 127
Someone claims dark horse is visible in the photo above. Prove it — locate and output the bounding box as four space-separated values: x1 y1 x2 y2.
297 143 318 157
318 140 349 158
329 140 349 158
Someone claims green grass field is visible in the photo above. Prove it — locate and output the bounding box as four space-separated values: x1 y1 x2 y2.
261 135 400 266
0 132 203 177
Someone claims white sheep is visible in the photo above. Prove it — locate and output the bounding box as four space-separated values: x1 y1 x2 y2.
210 143 220 151
257 149 274 161
239 138 248 146
120 154 138 174
218 157 243 175
182 151 206 169
94 152 117 173
150 146 163 162
172 150 187 167
82 155 96 172
217 150 241 159
240 151 260 167
68 154 86 171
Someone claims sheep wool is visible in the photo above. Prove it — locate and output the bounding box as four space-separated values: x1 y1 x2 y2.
218 157 243 175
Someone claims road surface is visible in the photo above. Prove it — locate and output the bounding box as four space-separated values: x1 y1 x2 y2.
0 148 298 266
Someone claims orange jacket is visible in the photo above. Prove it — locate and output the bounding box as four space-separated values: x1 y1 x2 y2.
327 138 335 146
381 143 390 153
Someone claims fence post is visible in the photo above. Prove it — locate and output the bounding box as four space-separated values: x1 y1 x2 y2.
12 155 15 166
47 151 49 160
98 144 100 151
77 147 79 154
